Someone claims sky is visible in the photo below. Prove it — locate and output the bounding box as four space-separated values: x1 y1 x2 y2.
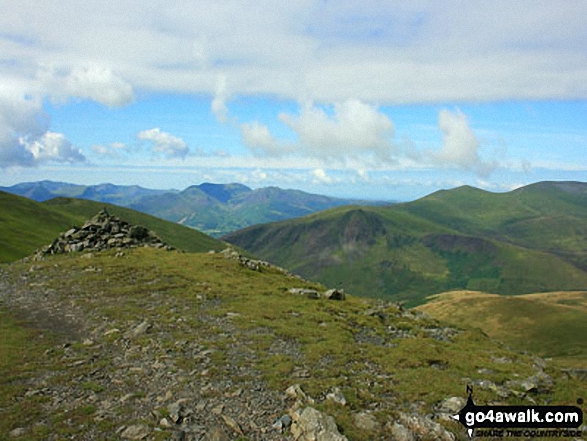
1 1 587 201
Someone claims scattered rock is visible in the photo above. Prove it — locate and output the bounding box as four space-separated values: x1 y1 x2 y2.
203 426 231 441
221 414 244 436
168 400 185 424
390 422 415 441
289 288 321 299
435 396 466 417
326 387 346 406
220 247 301 278
272 414 293 432
286 384 315 405
290 406 348 441
396 412 455 441
120 424 150 440
124 320 152 339
353 411 379 432
562 368 587 381
8 427 26 438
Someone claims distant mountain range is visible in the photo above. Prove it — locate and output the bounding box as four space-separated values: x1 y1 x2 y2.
223 181 587 306
1 181 384 237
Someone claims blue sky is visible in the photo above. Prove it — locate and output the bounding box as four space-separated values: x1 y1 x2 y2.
1 1 587 201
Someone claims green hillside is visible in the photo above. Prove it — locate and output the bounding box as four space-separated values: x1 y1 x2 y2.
224 182 587 306
0 192 82 263
417 290 587 367
0 191 225 263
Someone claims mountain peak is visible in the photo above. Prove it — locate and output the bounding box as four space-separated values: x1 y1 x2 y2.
197 182 252 203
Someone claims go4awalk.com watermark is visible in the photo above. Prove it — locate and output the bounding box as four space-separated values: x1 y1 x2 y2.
451 386 584 439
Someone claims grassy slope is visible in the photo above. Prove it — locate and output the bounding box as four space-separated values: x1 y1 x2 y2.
417 290 587 367
2 248 586 438
0 192 225 263
224 182 587 306
0 192 82 263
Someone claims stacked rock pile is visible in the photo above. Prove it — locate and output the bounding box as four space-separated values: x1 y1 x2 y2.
38 209 173 256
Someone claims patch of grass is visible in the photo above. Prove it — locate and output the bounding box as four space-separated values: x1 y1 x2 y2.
0 308 56 436
418 290 587 365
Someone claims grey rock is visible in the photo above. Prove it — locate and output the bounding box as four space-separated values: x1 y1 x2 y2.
289 288 320 298
120 424 150 440
436 396 466 415
203 426 231 441
36 210 173 257
353 411 379 432
325 387 346 406
221 413 244 436
286 384 314 404
8 427 27 438
323 289 345 300
562 368 587 381
168 400 184 424
390 422 415 441
290 406 348 441
124 320 151 339
397 412 455 441
272 414 293 432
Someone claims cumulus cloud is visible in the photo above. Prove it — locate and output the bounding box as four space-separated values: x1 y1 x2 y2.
311 168 336 184
434 108 496 176
137 128 189 159
0 93 83 167
39 64 134 107
240 121 285 157
279 100 396 161
0 94 42 167
24 131 86 163
241 100 397 165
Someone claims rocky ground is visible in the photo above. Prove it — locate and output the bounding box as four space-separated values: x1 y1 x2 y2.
1 261 301 440
1 239 585 439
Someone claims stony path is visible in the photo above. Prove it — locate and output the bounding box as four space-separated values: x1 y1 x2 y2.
0 266 297 440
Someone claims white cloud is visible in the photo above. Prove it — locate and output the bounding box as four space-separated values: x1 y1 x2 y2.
39 64 134 107
23 131 85 163
0 93 83 167
91 142 130 158
311 168 335 184
279 100 396 162
434 108 496 176
211 74 229 123
240 100 397 165
240 121 285 156
1 0 586 106
137 128 189 159
0 94 41 167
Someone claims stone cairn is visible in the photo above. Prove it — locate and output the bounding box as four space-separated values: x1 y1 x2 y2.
38 208 174 257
